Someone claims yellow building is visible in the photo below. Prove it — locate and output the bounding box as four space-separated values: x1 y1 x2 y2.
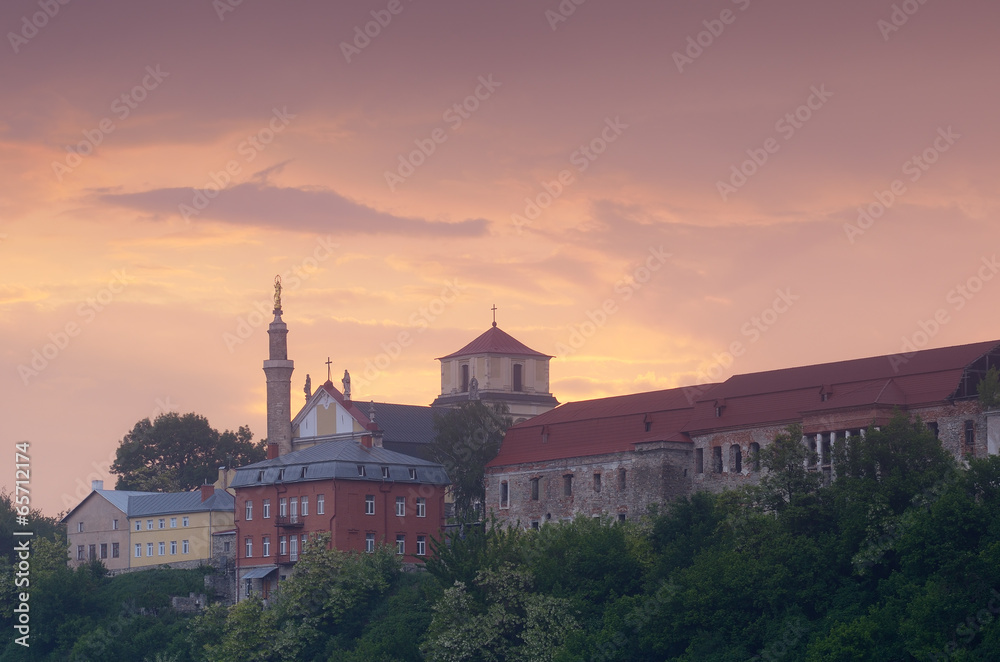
64 482 234 572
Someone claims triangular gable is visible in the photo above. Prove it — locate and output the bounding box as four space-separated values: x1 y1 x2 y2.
60 489 131 523
292 381 374 440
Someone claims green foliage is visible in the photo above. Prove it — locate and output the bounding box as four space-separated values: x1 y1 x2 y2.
430 401 512 521
978 366 1000 409
111 412 264 492
751 423 822 513
422 564 579 662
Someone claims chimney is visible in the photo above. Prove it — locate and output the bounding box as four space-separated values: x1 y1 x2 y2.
91 480 103 491
267 443 279 460
361 434 373 449
200 484 214 502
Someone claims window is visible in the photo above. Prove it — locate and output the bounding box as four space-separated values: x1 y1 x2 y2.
645 420 652 432
112 519 118 530
147 519 153 530
696 448 704 474
224 541 230 553
78 521 83 532
300 466 307 479
712 447 723 473
100 543 107 559
134 544 141 558
301 496 308 517
158 541 165 556
89 544 96 560
317 494 325 514
279 536 287 555
381 466 390 479
112 543 119 558
396 534 405 555
513 363 523 391
618 468 627 490
966 420 976 451
416 497 426 517
396 496 406 517
821 435 831 466
147 542 153 557
245 500 253 520
618 513 627 522
530 477 540 501
262 536 270 557
461 364 470 392
730 445 742 473
301 534 307 552
182 540 189 554
807 437 818 467
170 541 177 555
262 499 271 519
77 545 85 561
257 470 265 482
417 535 426 556
365 533 375 553
500 481 510 507
594 473 602 493
408 468 416 480
245 537 253 558
279 498 287 517
170 517 177 528
290 536 298 562
158 518 165 529
290 497 298 522
563 475 573 497
135 520 141 531
927 421 939 438
357 464 366 477
531 521 540 530
182 517 189 527
277 469 284 481
365 495 375 515
749 443 761 471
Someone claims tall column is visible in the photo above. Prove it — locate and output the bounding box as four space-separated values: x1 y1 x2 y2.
263 279 294 456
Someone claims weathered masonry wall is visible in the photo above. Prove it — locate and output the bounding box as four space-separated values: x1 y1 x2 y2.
487 441 692 526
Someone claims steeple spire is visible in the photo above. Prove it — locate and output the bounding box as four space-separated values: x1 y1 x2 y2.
491 304 498 327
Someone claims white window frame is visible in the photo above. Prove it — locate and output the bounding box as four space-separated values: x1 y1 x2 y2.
365 533 375 553
396 496 405 517
317 494 325 515
417 535 426 556
245 500 253 520
416 498 426 518
365 495 375 515
262 499 270 519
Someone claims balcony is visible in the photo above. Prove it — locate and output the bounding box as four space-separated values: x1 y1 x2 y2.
277 553 299 565
277 515 303 529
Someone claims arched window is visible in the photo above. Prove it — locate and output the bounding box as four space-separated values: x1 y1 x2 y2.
749 442 760 471
730 445 742 473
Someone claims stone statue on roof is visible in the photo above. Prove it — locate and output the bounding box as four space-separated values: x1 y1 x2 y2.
343 369 351 400
469 375 479 400
273 274 282 312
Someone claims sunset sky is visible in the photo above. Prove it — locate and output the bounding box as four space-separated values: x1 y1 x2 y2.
3 0 999 516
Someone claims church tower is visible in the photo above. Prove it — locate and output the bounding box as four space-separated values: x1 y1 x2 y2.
263 276 294 457
431 309 558 424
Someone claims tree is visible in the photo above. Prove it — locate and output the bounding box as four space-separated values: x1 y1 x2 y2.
110 412 264 492
978 366 1000 409
430 401 512 521
752 424 822 514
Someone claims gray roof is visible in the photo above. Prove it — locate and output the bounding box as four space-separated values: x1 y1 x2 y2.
371 402 439 447
231 440 450 488
63 488 234 522
127 489 235 517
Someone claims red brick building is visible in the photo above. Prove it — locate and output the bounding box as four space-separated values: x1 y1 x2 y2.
231 439 449 601
486 340 1000 526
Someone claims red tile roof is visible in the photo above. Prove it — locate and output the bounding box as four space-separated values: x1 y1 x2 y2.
488 340 1000 468
488 386 710 467
438 325 551 359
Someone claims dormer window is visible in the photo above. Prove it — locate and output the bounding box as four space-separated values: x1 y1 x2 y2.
300 467 307 479
257 470 265 482
381 466 390 479
408 467 416 480
357 464 366 477
715 406 723 418
277 469 284 481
